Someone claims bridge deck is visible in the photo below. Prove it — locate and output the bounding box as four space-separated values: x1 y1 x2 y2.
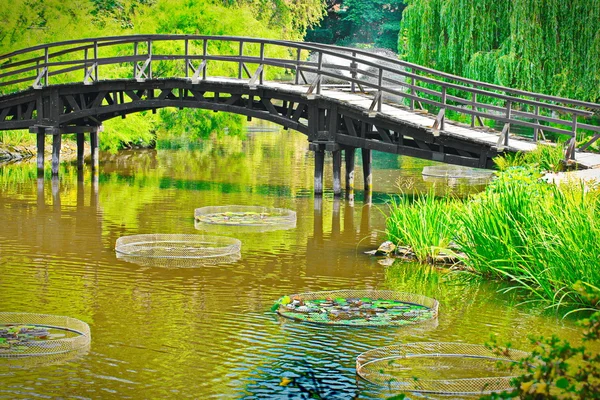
210 77 600 169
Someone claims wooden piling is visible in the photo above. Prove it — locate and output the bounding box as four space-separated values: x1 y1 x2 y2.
332 149 342 196
36 132 45 177
345 147 355 199
51 133 61 176
361 148 372 192
314 148 325 195
76 132 85 170
90 130 99 171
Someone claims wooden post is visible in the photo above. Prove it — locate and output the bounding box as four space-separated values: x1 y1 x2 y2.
51 132 61 176
184 39 189 78
534 104 540 142
345 147 355 199
332 197 341 235
471 89 476 127
90 129 99 171
51 176 60 210
314 148 325 195
76 132 85 170
351 51 357 93
333 149 342 197
295 47 301 85
36 131 45 177
361 148 372 193
37 177 45 208
202 39 208 80
409 68 415 110
259 42 265 84
316 52 323 95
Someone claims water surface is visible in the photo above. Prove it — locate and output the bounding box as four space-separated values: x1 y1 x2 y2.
0 126 585 399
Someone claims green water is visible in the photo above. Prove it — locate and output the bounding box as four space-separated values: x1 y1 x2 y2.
0 125 585 399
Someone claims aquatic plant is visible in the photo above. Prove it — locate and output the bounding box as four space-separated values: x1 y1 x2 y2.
456 167 600 307
385 193 459 263
481 283 600 399
386 166 600 308
494 144 567 173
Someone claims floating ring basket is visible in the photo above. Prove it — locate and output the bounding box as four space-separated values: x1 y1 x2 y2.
356 342 529 395
422 165 494 180
0 312 91 359
116 234 241 260
194 206 296 232
275 290 438 327
116 250 241 268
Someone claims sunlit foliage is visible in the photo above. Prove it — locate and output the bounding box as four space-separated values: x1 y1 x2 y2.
399 0 600 102
0 0 326 150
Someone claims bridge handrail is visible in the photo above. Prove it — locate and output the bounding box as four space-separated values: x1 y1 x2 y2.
1 34 599 158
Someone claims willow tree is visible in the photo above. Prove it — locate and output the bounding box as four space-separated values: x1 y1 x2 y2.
400 0 600 102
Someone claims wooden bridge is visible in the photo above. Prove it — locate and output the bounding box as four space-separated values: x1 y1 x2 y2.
1 35 600 195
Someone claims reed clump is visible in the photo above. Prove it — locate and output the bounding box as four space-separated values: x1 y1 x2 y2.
386 166 600 308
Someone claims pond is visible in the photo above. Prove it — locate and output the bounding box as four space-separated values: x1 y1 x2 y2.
0 125 585 399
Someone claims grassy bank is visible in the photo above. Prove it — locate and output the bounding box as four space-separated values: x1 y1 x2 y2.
386 166 600 309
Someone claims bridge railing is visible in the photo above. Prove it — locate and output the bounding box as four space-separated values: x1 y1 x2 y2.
1 35 599 160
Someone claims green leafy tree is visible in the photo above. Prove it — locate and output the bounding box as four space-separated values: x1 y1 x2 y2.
399 0 600 102
306 0 404 51
0 0 327 150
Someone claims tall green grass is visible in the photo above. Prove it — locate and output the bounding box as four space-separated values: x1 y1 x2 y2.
458 168 600 307
494 143 566 172
386 167 600 308
385 193 458 263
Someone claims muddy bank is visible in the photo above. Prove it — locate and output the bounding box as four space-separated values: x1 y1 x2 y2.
0 140 88 165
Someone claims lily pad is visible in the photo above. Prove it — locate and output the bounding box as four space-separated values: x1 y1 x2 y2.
274 290 438 327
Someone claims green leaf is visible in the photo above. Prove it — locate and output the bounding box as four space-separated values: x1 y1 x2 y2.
555 377 569 389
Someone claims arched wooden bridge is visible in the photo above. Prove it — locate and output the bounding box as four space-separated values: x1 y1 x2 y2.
1 35 600 195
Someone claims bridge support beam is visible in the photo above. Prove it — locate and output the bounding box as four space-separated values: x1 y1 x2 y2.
345 147 355 200
36 132 45 177
51 132 61 176
90 130 99 171
314 147 325 195
361 148 372 194
76 133 85 170
332 149 342 197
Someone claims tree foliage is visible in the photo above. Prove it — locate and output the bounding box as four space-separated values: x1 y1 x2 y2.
399 0 600 102
306 0 404 51
0 0 326 150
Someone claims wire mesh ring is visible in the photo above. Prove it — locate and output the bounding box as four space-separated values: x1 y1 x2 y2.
194 206 296 228
0 312 91 358
356 342 529 395
115 234 241 259
276 289 438 327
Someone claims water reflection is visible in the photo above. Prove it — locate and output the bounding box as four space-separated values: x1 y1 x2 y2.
0 126 587 399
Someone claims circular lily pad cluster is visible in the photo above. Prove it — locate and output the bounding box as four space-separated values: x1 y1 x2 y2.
0 325 51 353
275 290 438 327
0 313 91 358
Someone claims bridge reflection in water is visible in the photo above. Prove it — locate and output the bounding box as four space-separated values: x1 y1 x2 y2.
1 35 600 197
